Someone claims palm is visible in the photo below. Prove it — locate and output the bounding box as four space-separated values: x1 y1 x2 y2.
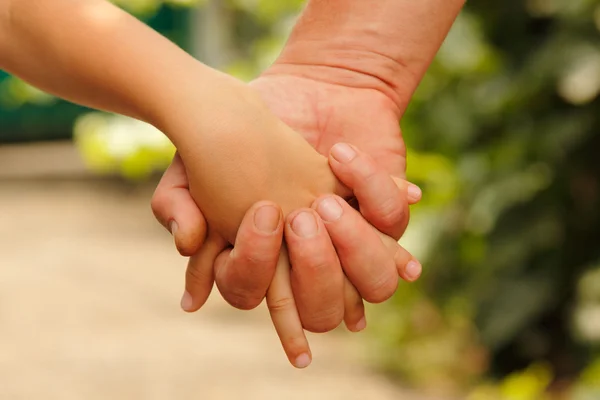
249 73 407 179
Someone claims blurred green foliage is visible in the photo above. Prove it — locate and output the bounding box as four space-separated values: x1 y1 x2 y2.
0 0 192 173
370 1 600 398
2 0 600 397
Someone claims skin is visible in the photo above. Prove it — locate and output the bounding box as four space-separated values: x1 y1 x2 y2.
153 0 466 367
0 0 421 368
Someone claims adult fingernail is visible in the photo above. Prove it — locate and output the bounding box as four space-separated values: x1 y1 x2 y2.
316 197 343 222
169 220 178 236
294 353 312 369
254 205 280 233
406 260 422 281
291 211 318 238
331 143 356 163
354 317 367 332
180 291 193 312
407 184 422 203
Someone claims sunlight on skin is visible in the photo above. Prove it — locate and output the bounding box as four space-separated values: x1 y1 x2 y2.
84 1 125 28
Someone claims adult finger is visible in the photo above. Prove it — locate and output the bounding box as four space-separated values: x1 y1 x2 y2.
284 208 344 333
151 153 207 256
214 201 283 310
329 143 421 240
312 195 398 304
266 247 312 369
181 232 227 312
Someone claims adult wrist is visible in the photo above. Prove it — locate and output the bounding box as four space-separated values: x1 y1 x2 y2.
0 0 13 68
270 39 416 116
268 0 465 116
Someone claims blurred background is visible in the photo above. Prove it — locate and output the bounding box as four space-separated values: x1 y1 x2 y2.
1 0 600 399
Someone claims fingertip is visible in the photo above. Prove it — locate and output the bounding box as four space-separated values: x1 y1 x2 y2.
343 279 366 333
180 290 194 312
294 353 312 369
362 273 399 304
183 235 224 312
253 202 283 234
174 222 207 257
169 220 178 236
287 208 320 238
267 249 312 370
407 183 422 204
352 317 367 333
345 313 367 333
313 195 344 223
330 142 358 164
403 259 422 282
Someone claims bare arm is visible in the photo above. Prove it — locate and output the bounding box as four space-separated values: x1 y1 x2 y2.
273 0 466 114
0 0 245 148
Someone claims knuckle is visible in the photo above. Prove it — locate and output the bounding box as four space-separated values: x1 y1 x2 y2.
229 256 276 289
301 257 335 274
176 240 198 257
283 336 309 357
186 264 210 286
216 255 274 310
372 197 406 231
150 192 169 221
354 157 379 182
302 309 344 333
361 268 398 304
222 289 264 310
289 242 337 273
241 251 276 269
234 234 280 266
267 296 296 314
217 273 269 311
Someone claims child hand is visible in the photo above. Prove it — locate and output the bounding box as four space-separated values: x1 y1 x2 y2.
168 78 353 365
154 73 421 368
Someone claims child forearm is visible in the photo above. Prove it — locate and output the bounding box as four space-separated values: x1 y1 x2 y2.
0 0 242 147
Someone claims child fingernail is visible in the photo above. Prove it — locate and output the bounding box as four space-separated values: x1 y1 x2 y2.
354 317 367 332
180 291 193 312
291 211 318 238
169 220 178 236
254 205 281 233
407 184 422 203
406 261 422 281
331 143 356 163
294 353 312 369
316 197 343 222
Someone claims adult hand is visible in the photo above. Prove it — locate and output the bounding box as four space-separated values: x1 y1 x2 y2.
152 64 421 328
152 0 466 368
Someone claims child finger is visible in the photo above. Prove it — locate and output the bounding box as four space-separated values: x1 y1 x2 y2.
151 153 207 256
266 246 312 369
378 232 422 283
182 232 227 312
391 176 422 205
343 277 366 333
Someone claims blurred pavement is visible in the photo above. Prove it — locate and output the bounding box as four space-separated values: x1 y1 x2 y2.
0 143 439 400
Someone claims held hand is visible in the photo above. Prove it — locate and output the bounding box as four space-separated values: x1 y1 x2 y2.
214 70 420 309
152 68 420 367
